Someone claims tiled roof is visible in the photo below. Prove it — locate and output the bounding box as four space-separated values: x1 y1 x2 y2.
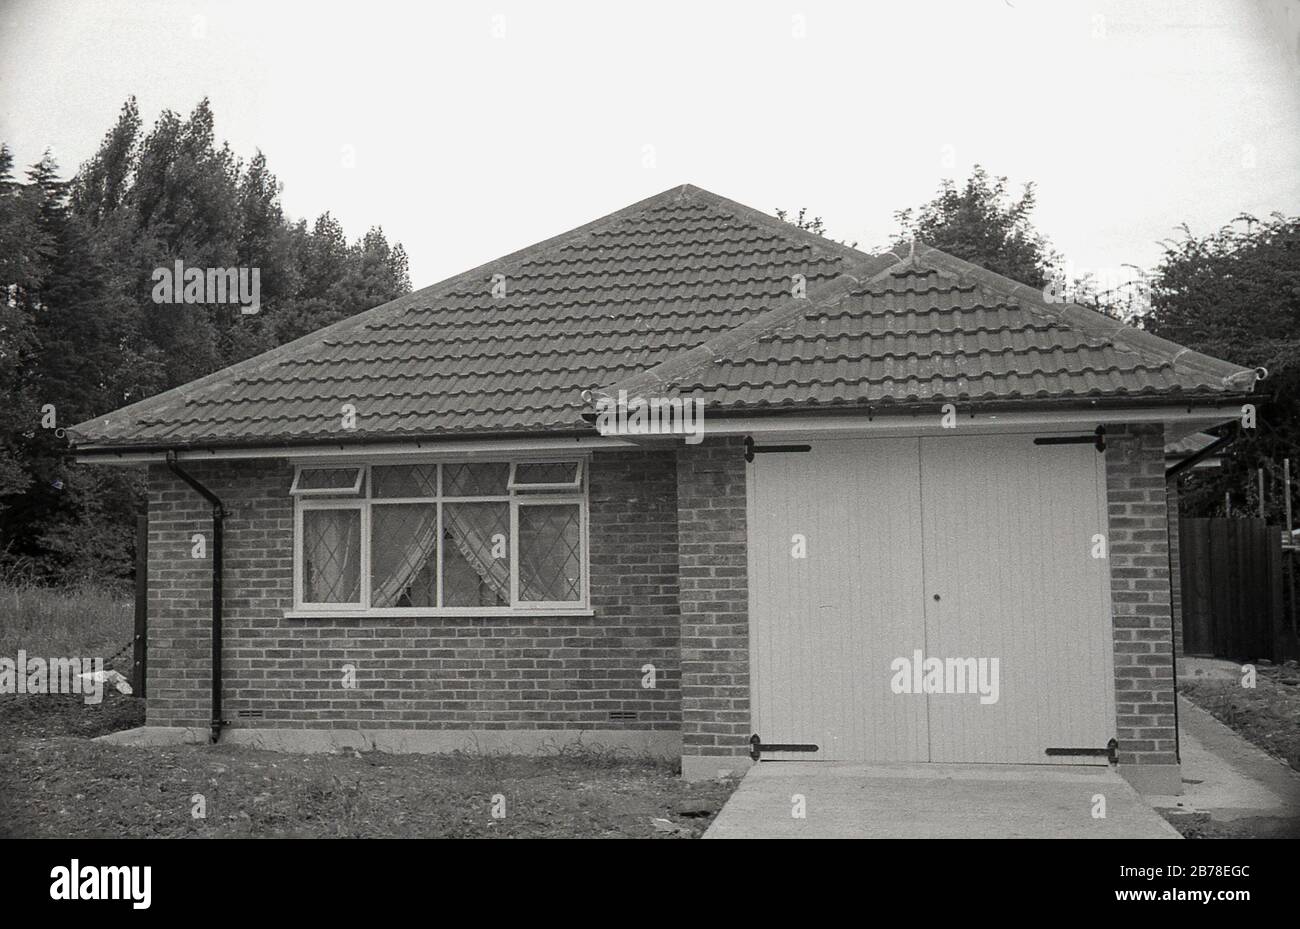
611 245 1256 412
72 186 1255 452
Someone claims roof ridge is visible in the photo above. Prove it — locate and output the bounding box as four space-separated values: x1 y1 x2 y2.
681 186 878 265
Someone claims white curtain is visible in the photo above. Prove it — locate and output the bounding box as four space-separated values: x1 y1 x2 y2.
371 505 439 607
444 504 510 604
305 509 360 602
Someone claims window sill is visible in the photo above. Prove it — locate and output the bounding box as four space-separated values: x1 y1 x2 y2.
284 607 596 620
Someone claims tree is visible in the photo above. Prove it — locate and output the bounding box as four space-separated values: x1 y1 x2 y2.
775 206 828 237
0 149 141 580
0 98 413 584
69 97 140 225
1144 213 1300 520
271 215 410 343
0 144 44 501
891 165 1058 288
774 206 858 249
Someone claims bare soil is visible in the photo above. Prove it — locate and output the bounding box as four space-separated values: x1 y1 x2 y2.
0 693 736 839
1179 663 1300 773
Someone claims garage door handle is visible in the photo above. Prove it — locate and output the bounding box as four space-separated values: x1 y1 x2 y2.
932 594 941 602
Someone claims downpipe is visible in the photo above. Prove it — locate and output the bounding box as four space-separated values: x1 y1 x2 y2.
165 451 228 743
1163 424 1241 765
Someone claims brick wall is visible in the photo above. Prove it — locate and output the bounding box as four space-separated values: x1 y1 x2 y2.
145 449 680 732
1104 424 1178 775
675 437 750 768
147 427 1181 784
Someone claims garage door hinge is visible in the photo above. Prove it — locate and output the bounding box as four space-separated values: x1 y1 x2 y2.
1033 425 1106 452
749 733 820 761
1044 738 1118 765
744 436 812 463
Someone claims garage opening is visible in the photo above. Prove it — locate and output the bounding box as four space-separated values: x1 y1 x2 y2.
746 435 1116 765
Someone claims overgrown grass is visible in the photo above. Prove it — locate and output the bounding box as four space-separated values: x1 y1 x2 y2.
0 580 133 660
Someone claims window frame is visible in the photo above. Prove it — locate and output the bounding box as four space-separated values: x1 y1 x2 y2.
512 493 588 610
507 459 584 492
296 498 367 609
290 457 591 617
289 466 364 497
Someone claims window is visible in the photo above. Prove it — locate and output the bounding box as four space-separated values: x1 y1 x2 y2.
290 466 364 496
291 460 588 614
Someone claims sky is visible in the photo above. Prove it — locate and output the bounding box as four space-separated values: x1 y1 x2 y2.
1 0 1298 291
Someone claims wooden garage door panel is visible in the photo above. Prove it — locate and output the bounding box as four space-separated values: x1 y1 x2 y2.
748 438 928 761
919 435 1116 764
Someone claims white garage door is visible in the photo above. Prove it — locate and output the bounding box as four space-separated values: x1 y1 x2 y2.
747 434 1116 764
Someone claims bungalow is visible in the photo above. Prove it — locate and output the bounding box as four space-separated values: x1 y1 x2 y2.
71 184 1259 792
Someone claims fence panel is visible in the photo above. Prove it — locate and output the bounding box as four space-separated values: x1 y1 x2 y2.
1179 517 1287 661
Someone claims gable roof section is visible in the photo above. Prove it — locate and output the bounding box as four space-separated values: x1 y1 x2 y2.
71 185 864 451
609 244 1257 412
72 186 1257 454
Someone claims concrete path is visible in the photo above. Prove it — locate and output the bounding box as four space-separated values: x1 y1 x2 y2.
705 761 1181 838
1148 697 1300 825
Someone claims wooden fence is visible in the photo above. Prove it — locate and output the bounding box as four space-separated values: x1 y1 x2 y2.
1179 517 1297 661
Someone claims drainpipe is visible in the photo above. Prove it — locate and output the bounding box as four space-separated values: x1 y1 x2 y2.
1162 425 1240 766
166 451 227 743
1162 479 1182 766
1165 429 1237 480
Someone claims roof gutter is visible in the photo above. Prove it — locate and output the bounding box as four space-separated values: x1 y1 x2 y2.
74 393 1256 461
165 451 227 744
72 426 601 458
695 393 1258 422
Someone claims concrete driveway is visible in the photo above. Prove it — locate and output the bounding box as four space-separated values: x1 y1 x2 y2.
705 762 1182 838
